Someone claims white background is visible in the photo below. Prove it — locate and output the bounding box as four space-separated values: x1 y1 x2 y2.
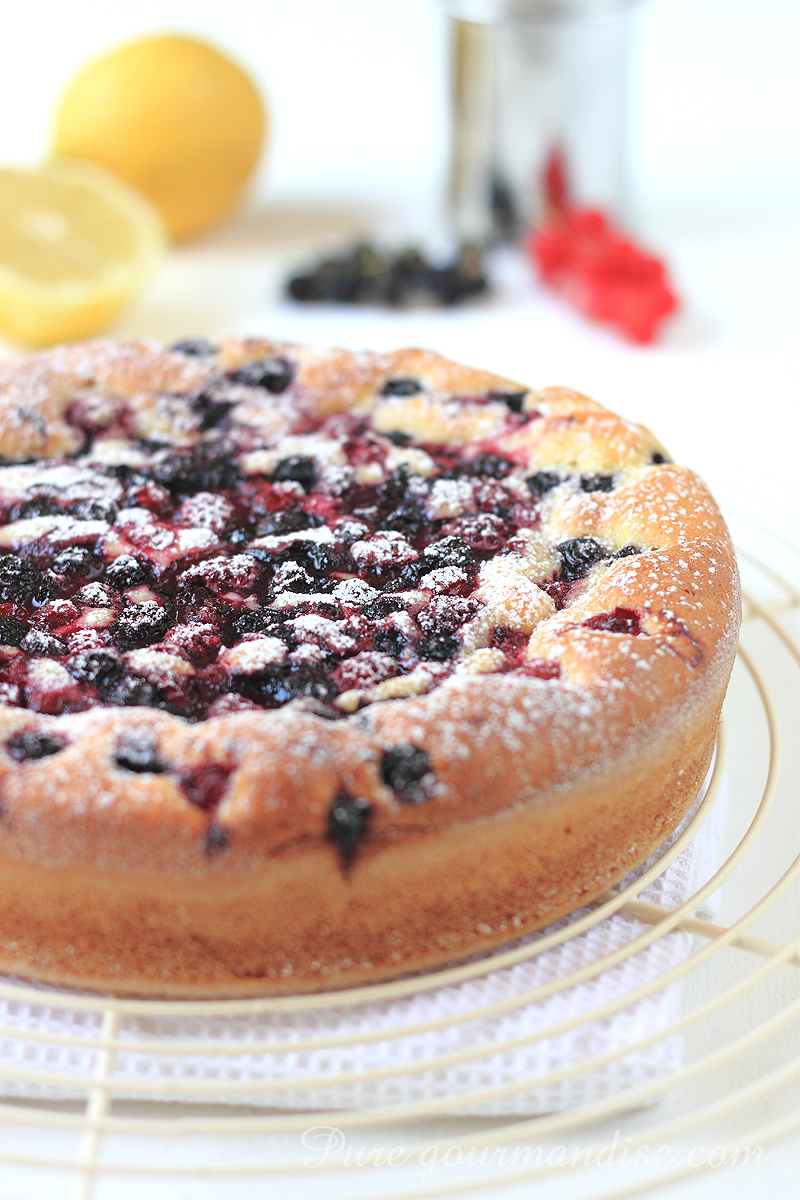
0 0 797 541
0 2 798 1197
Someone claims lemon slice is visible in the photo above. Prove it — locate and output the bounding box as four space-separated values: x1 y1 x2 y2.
0 159 166 348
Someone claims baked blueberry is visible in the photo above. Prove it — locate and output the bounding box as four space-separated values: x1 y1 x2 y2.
362 596 405 621
488 390 527 413
228 358 294 393
114 729 166 773
170 338 216 356
526 471 561 497
327 792 371 865
192 392 235 431
372 627 407 658
556 537 610 583
380 744 435 804
203 823 231 856
580 474 615 493
5 728 67 762
381 378 422 396
467 453 514 479
256 510 321 537
271 456 316 492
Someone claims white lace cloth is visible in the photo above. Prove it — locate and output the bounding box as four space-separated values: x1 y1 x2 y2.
0 778 724 1115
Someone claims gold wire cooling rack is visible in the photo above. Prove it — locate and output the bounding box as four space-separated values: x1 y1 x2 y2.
0 531 797 1200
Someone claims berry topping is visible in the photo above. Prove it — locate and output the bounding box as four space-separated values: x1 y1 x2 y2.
582 607 642 635
380 744 435 804
153 443 240 495
5 727 67 762
228 358 293 393
114 729 166 773
381 378 422 396
0 346 664 724
333 651 399 692
556 537 609 583
327 792 370 865
372 627 408 658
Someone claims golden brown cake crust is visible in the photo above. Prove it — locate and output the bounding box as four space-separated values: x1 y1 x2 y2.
0 338 739 995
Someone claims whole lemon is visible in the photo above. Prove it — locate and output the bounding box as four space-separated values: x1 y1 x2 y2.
52 36 266 242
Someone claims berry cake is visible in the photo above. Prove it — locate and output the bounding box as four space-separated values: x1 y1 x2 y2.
0 337 739 995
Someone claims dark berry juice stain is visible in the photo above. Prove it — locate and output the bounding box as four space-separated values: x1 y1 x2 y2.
327 792 371 866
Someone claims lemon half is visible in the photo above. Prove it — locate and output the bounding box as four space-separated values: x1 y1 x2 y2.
0 159 166 348
53 36 266 242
